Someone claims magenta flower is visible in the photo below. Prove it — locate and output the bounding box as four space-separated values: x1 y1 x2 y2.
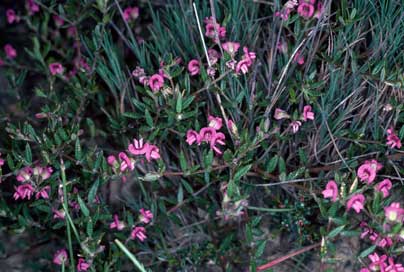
357 163 377 184
228 119 238 136
53 208 65 220
321 180 338 202
145 144 160 162
236 58 251 74
360 269 370 272
110 214 125 230
6 9 20 24
53 249 68 265
375 179 392 198
13 184 35 200
35 186 50 199
275 8 292 21
0 153 4 167
77 258 90 271
207 67 216 78
290 120 302 133
208 115 223 130
200 127 217 143
132 66 146 78
386 257 404 271
226 60 237 70
33 165 53 180
363 159 383 171
4 44 17 59
53 15 64 27
204 17 226 41
208 49 221 65
346 194 365 213
384 202 404 222
187 59 200 76
148 74 164 92
26 0 40 15
139 208 153 224
210 132 226 155
16 167 33 182
302 105 315 121
297 2 315 18
67 26 77 38
368 253 387 272
222 42 240 55
123 7 139 22
276 41 288 53
128 138 148 155
130 226 147 241
49 63 64 75
293 51 305 65
107 155 118 168
314 2 324 19
386 128 402 149
186 130 201 145
118 152 134 171
274 108 290 120
377 237 393 248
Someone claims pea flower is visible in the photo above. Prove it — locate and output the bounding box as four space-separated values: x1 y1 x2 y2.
144 144 160 162
17 167 33 182
0 153 4 167
208 115 223 130
33 165 53 180
6 9 20 24
139 208 153 224
186 130 201 145
53 208 65 220
53 249 68 265
294 51 305 65
375 179 392 198
302 105 314 121
357 162 377 184
4 44 17 59
208 48 221 64
35 186 50 199
386 128 402 149
53 15 64 27
274 108 290 120
187 59 200 76
314 2 324 19
128 138 148 155
77 258 90 271
200 127 217 143
321 180 338 202
148 74 164 92
368 253 387 272
384 202 404 222
290 120 302 133
222 42 240 55
210 132 226 155
118 152 134 171
386 257 404 272
130 226 147 241
110 214 125 230
297 2 315 18
346 194 365 213
123 6 139 22
204 17 226 41
49 63 64 75
26 0 40 15
13 184 35 200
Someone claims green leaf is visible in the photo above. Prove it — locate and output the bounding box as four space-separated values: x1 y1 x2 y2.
179 151 187 172
77 195 90 217
359 245 377 258
86 218 93 237
88 178 99 204
176 92 182 113
327 225 345 238
266 156 278 173
75 138 82 161
145 109 153 127
234 164 252 181
25 143 32 164
255 240 267 258
177 185 184 203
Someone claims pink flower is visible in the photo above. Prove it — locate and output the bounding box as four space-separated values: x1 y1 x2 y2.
375 179 392 198
110 214 125 230
145 144 160 162
384 202 404 222
132 66 145 78
321 180 338 202
207 67 216 78
119 152 134 171
302 105 314 121
35 186 50 199
277 41 288 53
187 59 200 76
49 63 64 75
363 159 383 171
294 51 305 65
314 2 324 19
53 15 64 27
210 132 226 155
33 165 53 180
53 249 68 265
123 7 139 22
26 0 40 15
53 208 65 220
368 253 387 272
0 153 4 167
275 8 292 20
4 44 17 59
377 237 393 248
360 269 370 272
386 257 404 272
204 17 226 41
6 9 20 24
148 74 164 92
297 2 315 18
139 208 153 224
274 108 290 120
199 127 217 143
208 49 221 65
386 128 402 149
222 42 240 55
130 226 147 241
16 167 33 182
67 26 77 38
228 119 238 136
186 130 201 145
77 258 90 271
13 184 35 200
208 115 223 130
107 155 118 167
346 194 365 213
128 138 148 155
226 60 237 70
290 120 302 133
236 58 251 74
357 163 377 184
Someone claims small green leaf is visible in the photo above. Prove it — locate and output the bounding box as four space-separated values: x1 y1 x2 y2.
88 178 99 204
327 225 345 238
25 143 32 164
359 245 377 258
234 164 252 181
77 195 90 217
145 109 153 127
176 92 182 113
177 185 184 203
75 138 82 161
266 156 278 173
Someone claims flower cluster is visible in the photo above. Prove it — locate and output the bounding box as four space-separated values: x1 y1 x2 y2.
186 115 226 155
360 222 393 249
204 16 226 43
132 66 169 92
275 0 323 21
274 105 315 133
13 165 53 201
360 252 404 272
386 127 402 149
123 6 139 22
